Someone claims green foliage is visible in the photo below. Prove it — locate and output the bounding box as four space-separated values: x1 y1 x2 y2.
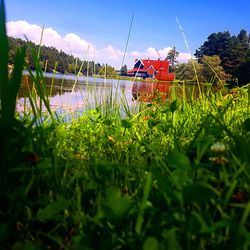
1 0 250 249
201 55 229 84
8 36 112 75
166 46 179 70
195 29 250 84
0 0 27 189
234 58 250 85
120 64 128 75
183 183 218 204
175 59 203 82
175 56 229 84
98 63 117 77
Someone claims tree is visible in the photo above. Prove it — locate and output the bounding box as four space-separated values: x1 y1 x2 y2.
166 46 179 71
120 64 128 76
175 56 228 84
7 36 116 76
201 55 229 84
98 64 117 77
195 29 250 81
106 65 117 77
234 57 250 85
175 59 203 82
195 31 233 72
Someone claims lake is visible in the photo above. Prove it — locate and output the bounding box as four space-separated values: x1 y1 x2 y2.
17 72 202 116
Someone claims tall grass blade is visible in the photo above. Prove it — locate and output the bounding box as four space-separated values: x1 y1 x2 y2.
37 25 44 59
175 16 202 98
121 13 134 69
71 45 90 93
0 0 8 120
0 0 9 189
0 0 26 190
8 47 26 121
115 13 134 107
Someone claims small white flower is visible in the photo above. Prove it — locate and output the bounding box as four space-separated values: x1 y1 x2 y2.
211 142 226 153
64 209 69 217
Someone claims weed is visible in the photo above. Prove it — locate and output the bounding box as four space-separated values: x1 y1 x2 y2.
1 0 250 249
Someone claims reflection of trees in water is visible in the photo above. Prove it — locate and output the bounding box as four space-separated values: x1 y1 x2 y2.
18 75 127 99
132 81 209 102
132 82 172 102
18 76 72 98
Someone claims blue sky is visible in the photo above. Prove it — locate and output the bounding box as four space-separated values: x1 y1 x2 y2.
5 0 250 69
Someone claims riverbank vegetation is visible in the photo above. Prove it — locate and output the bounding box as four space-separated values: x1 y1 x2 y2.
9 28 250 87
175 29 250 86
1 0 250 249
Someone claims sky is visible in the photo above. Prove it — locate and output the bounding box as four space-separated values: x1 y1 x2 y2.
5 0 250 69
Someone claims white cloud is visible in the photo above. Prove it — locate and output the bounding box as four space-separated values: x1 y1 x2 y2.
6 20 191 69
99 45 124 60
130 47 172 60
178 52 192 62
6 20 90 56
128 47 191 68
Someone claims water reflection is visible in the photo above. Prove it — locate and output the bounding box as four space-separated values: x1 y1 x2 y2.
17 73 135 114
132 80 210 103
132 81 173 102
17 72 204 116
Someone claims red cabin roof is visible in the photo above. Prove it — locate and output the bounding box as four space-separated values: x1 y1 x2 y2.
134 59 170 72
133 58 174 81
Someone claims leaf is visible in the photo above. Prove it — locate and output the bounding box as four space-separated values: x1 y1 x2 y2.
143 237 159 250
0 0 9 121
189 212 228 234
167 151 191 169
148 119 160 129
172 169 190 189
121 119 132 128
37 199 70 222
102 187 132 221
188 212 208 233
12 241 36 250
8 47 26 121
0 0 8 80
152 170 178 201
135 172 153 234
0 223 9 245
162 228 182 250
232 135 250 172
183 183 218 204
169 100 178 113
243 118 250 132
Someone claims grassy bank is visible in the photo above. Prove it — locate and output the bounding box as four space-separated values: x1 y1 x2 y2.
1 1 250 249
2 82 250 250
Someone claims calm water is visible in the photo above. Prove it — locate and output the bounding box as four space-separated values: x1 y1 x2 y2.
17 72 201 116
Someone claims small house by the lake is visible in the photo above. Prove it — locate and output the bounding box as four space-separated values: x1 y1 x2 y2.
131 58 175 81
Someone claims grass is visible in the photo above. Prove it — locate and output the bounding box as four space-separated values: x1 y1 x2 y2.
1 0 250 249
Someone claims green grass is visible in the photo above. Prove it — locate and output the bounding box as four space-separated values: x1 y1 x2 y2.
1 0 250 249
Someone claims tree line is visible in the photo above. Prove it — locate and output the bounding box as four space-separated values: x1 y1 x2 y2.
175 29 250 85
121 29 250 85
8 36 117 77
9 28 249 85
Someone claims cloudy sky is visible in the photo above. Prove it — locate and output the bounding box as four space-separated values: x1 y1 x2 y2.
5 0 250 69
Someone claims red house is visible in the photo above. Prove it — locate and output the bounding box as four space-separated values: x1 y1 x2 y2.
132 58 174 81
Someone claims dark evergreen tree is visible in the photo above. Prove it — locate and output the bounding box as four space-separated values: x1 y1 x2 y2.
195 31 233 72
166 46 179 71
120 64 128 75
195 29 250 84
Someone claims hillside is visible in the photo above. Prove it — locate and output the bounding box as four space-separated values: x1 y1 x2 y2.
8 36 117 77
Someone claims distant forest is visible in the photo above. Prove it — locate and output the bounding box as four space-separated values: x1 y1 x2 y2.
175 29 250 85
8 28 250 85
8 36 117 77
